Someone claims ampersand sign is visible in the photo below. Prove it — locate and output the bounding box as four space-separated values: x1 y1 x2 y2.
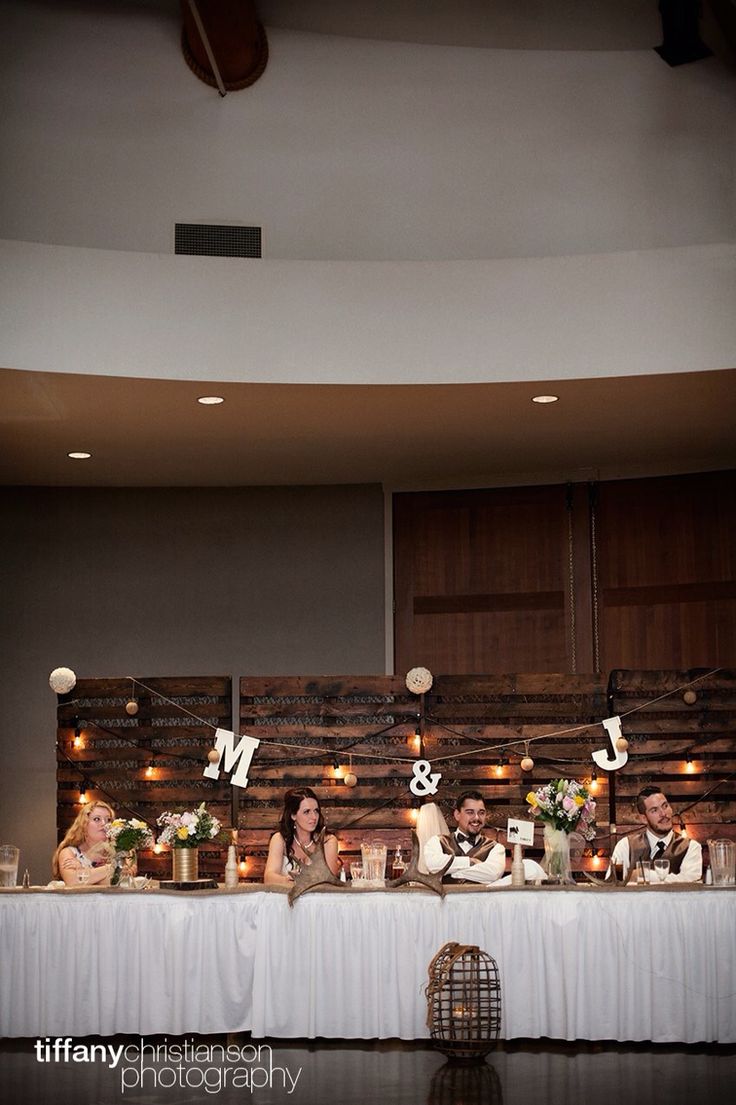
409 759 442 797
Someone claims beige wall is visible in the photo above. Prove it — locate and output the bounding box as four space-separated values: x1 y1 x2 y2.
0 484 386 881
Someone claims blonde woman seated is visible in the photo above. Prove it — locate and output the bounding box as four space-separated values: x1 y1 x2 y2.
264 787 340 886
51 801 116 886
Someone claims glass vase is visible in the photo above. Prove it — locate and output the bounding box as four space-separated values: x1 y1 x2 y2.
542 825 573 883
112 850 136 888
172 847 199 882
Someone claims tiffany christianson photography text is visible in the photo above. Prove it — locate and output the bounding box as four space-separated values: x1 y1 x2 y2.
34 1037 303 1095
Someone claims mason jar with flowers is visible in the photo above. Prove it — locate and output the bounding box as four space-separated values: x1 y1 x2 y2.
525 778 596 883
157 802 222 883
107 818 154 886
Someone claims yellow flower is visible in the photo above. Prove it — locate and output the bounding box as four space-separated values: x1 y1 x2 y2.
574 795 585 806
111 819 125 828
526 792 538 807
176 826 190 841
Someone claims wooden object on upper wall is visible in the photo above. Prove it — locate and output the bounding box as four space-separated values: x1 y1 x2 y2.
393 484 594 675
394 470 736 676
56 676 232 881
596 471 736 671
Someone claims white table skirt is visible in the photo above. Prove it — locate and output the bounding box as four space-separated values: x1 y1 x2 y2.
1 887 734 1042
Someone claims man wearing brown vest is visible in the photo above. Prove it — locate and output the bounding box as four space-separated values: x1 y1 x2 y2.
609 785 702 882
423 790 506 884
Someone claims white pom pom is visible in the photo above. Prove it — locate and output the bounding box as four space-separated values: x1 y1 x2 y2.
49 667 77 694
405 667 433 695
343 772 358 788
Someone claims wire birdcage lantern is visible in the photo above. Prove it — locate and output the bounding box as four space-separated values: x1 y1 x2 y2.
426 941 501 1062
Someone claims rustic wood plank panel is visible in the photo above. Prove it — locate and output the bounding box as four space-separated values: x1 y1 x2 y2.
55 676 232 880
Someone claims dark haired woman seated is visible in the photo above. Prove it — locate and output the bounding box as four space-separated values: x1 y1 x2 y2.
264 787 340 886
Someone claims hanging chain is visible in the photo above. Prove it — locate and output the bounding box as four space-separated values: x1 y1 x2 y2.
589 482 601 673
565 483 577 674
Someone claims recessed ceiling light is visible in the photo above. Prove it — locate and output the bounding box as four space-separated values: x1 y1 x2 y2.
531 394 559 404
67 451 92 459
197 395 225 405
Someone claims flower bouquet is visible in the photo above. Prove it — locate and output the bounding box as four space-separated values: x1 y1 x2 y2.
157 802 223 883
526 778 596 882
156 802 222 848
107 818 154 886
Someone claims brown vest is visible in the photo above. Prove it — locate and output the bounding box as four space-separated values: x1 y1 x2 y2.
438 832 497 884
627 829 691 874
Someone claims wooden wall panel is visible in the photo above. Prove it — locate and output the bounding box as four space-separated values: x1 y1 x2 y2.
395 471 736 675
609 669 736 856
56 677 232 880
394 485 581 674
236 673 613 880
55 671 735 883
596 471 736 670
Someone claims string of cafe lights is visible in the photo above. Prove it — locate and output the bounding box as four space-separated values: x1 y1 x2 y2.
52 666 724 798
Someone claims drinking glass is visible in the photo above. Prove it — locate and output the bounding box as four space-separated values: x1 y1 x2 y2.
350 862 363 882
77 867 90 886
653 858 669 882
361 841 387 884
0 845 20 887
637 859 652 884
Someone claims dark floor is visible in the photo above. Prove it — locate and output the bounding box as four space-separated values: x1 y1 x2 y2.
1 1036 734 1105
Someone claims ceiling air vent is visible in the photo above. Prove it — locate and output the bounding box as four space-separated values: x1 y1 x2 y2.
174 223 262 258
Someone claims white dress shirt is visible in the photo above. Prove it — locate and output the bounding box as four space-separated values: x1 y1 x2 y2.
609 829 702 883
423 831 506 884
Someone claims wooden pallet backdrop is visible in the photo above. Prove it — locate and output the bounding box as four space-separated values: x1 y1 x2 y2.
56 676 232 880
56 671 735 881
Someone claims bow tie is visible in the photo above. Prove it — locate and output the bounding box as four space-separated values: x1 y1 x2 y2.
456 832 479 846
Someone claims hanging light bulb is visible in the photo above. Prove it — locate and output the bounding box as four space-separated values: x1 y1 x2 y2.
685 754 694 773
73 722 83 750
590 769 599 792
238 853 247 876
79 781 89 804
343 754 357 787
145 761 155 779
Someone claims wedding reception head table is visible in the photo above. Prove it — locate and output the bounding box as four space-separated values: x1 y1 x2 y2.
1 883 734 1043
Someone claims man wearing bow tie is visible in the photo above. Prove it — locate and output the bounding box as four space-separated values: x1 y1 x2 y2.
423 791 506 884
608 785 702 882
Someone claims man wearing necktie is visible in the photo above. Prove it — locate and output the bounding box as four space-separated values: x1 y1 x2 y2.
608 786 702 882
423 791 506 884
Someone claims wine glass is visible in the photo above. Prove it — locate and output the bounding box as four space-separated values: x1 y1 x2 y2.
77 866 90 886
653 858 669 882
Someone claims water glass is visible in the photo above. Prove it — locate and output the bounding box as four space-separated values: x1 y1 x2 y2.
350 862 364 882
361 841 387 884
77 867 91 886
709 839 736 886
637 859 652 884
653 858 669 882
0 844 20 887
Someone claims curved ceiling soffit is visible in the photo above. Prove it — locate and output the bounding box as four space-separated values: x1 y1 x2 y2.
180 0 269 94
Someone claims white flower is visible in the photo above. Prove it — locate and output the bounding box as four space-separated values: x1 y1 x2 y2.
49 667 77 694
405 667 433 694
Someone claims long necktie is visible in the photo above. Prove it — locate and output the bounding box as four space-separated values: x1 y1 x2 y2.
653 840 666 858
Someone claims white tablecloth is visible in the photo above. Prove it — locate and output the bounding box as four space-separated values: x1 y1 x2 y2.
1 887 734 1042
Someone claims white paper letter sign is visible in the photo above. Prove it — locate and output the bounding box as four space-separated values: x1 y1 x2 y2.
592 715 628 771
203 728 260 789
506 818 535 846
